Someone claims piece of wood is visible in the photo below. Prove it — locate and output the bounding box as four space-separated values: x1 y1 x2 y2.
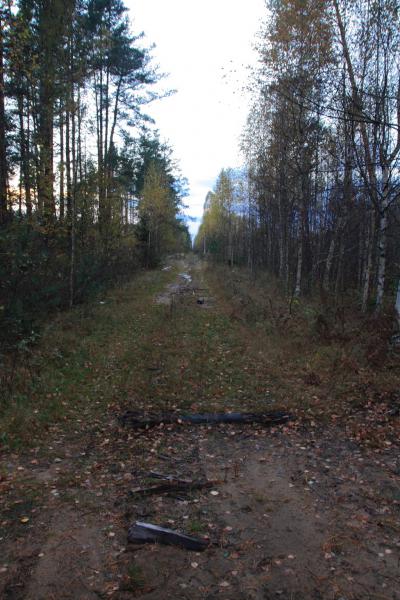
129 479 216 497
120 410 291 429
128 521 209 551
148 471 191 483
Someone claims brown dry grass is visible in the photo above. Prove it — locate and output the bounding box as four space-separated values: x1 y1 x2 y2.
205 262 400 432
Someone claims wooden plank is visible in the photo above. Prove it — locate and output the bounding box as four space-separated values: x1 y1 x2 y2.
128 521 209 551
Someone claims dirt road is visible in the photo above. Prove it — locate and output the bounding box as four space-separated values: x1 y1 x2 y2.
1 257 399 599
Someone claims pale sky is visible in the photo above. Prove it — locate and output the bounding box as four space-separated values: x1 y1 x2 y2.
126 0 266 237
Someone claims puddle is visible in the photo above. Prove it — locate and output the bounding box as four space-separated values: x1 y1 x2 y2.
179 272 192 283
155 282 182 305
155 264 213 310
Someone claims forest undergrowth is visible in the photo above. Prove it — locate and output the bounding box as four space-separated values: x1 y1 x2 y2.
206 262 400 447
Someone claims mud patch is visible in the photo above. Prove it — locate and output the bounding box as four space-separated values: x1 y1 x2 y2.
122 425 400 600
25 509 110 600
154 281 183 306
155 259 215 311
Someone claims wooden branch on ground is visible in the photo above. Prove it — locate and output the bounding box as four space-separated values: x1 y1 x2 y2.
128 521 209 551
129 479 217 497
148 470 181 480
120 410 292 429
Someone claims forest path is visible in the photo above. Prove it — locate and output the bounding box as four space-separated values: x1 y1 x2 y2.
1 256 399 599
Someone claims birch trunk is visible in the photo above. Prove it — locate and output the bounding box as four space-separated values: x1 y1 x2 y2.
375 167 389 312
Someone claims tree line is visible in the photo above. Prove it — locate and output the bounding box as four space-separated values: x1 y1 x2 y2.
195 0 400 319
0 0 190 351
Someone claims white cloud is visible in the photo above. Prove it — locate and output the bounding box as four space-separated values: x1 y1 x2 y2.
126 0 266 237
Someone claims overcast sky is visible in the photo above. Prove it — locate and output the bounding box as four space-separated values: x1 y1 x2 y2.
126 0 266 237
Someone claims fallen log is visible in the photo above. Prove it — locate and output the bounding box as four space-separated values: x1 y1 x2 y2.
148 471 190 481
129 479 216 497
120 410 291 429
128 521 209 551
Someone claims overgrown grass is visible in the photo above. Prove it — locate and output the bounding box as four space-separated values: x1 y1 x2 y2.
2 255 399 452
0 264 179 449
205 262 400 421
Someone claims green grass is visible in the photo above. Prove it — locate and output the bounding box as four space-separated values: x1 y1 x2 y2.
1 256 291 451
2 255 398 451
0 266 179 449
125 563 146 592
2 257 277 450
187 518 205 534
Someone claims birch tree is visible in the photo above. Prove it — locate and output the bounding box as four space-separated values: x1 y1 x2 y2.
332 0 400 312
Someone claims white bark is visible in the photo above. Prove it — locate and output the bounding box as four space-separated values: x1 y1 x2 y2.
294 240 303 297
375 168 389 312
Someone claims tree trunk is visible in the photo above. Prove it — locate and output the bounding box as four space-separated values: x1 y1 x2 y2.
65 107 72 219
323 234 335 292
395 280 400 330
362 210 375 312
37 96 55 220
375 167 389 313
278 196 288 289
0 11 8 224
294 236 303 297
69 84 76 308
335 236 344 299
59 107 65 219
37 0 61 220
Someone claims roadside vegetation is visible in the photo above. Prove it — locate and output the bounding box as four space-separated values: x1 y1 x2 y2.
2 254 398 453
195 0 400 322
206 261 400 445
1 263 178 448
0 0 191 411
